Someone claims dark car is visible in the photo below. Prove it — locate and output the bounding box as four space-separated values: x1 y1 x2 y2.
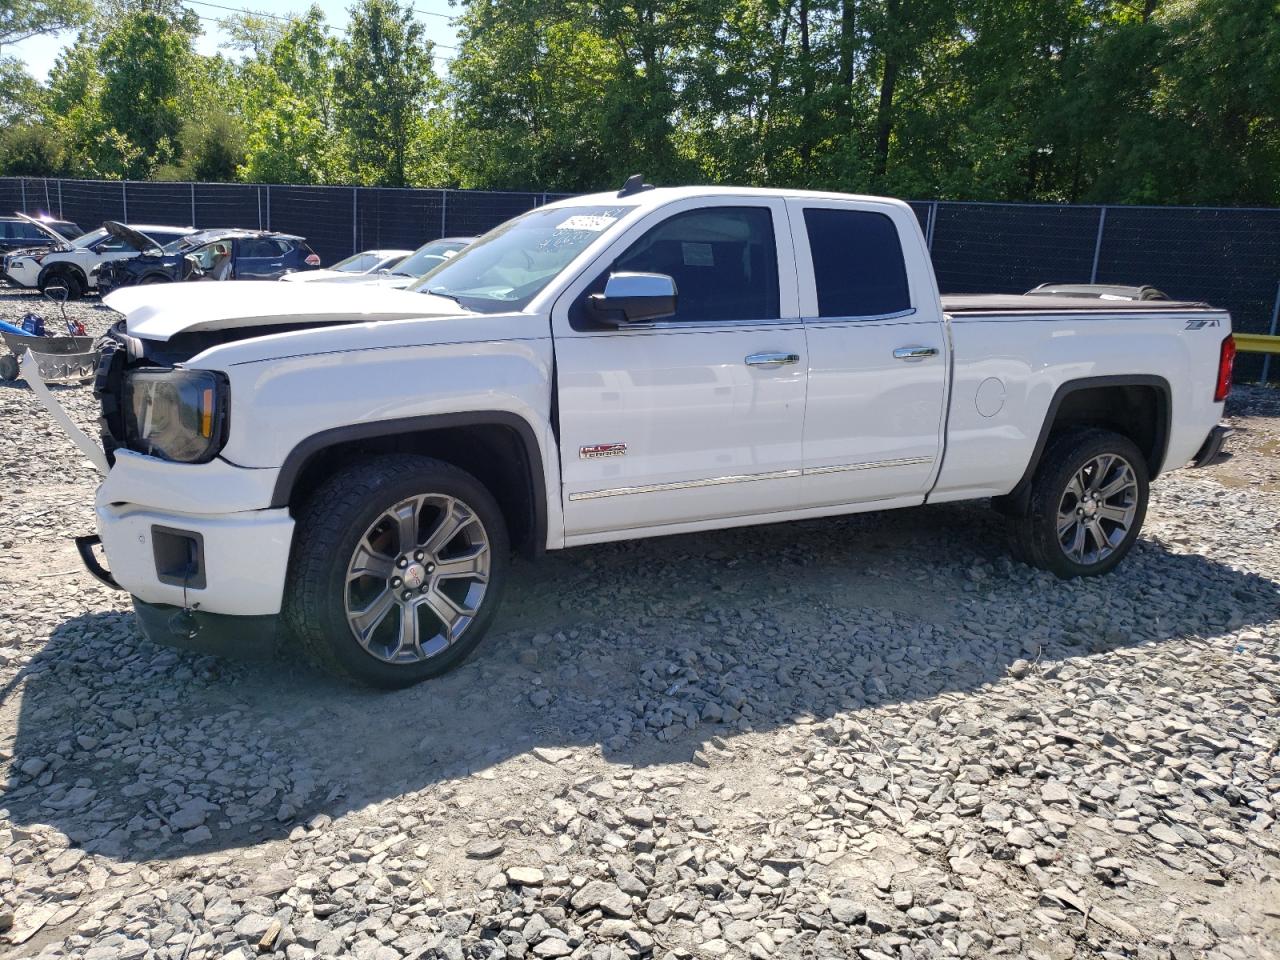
95 224 321 294
0 215 84 257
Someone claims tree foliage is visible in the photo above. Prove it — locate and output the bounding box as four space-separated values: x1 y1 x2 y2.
0 0 91 47
335 0 439 186
2 0 1276 205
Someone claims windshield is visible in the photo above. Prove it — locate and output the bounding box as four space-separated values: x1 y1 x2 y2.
332 251 400 273
407 206 633 311
164 233 218 254
72 228 107 249
392 239 469 278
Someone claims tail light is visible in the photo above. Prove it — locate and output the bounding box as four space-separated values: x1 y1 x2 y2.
1214 334 1235 402
304 253 321 267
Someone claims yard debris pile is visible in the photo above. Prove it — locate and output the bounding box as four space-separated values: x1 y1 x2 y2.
0 287 1277 960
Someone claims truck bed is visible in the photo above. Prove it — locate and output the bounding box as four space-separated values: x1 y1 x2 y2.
942 294 1217 314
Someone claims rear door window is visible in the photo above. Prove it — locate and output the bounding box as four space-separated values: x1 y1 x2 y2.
239 238 283 258
802 208 910 317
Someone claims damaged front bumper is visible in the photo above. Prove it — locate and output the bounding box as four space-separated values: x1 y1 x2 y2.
22 351 293 658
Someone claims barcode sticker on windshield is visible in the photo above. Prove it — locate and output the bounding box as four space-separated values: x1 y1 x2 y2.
556 215 617 232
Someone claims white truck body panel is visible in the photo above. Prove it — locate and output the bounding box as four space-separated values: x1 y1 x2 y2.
28 185 1229 623
933 308 1228 501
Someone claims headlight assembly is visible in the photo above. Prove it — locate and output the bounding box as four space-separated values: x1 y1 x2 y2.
124 368 229 463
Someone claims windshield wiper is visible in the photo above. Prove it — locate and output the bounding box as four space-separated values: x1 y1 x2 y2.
426 287 463 304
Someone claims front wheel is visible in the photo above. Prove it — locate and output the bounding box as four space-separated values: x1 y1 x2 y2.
284 455 509 688
40 269 84 301
1007 428 1149 578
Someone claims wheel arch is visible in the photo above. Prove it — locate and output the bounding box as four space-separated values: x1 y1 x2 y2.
271 412 547 557
37 261 87 289
995 375 1171 515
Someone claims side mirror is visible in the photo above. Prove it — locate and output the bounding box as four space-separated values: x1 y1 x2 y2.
586 272 677 326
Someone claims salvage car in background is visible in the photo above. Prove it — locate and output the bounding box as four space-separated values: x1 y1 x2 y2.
0 214 84 259
95 224 322 293
349 236 475 289
2 216 196 299
280 249 411 283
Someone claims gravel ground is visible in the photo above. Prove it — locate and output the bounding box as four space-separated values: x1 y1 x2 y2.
0 285 1277 960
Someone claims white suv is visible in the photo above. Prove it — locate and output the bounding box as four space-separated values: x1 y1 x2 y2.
2 214 195 299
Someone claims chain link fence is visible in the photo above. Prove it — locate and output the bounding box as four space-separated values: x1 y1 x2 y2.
3 177 1276 380
0 177 573 270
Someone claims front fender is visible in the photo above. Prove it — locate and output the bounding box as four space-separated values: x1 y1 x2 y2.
196 334 564 548
212 337 555 470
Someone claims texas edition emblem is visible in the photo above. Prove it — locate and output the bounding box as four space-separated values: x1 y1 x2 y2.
580 442 627 460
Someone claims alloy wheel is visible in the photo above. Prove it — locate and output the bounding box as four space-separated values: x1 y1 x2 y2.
343 494 491 663
1055 453 1139 566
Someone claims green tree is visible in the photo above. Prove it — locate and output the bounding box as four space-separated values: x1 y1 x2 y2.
0 0 91 46
335 0 440 186
237 6 342 183
96 11 193 175
0 57 40 127
446 0 620 190
0 123 70 176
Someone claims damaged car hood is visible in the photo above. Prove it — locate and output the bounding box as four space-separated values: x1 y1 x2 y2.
103 281 470 341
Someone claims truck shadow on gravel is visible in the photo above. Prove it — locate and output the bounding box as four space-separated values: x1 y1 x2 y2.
4 501 1279 862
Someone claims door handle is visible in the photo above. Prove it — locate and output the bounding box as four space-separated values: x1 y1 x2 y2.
893 345 939 361
745 352 801 367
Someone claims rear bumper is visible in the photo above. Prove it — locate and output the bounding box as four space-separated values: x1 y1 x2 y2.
1191 424 1233 467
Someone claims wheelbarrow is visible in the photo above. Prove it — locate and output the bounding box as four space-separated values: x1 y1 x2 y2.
0 284 99 383
0 325 98 382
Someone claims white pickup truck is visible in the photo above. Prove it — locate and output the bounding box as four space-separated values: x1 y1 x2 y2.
28 182 1236 688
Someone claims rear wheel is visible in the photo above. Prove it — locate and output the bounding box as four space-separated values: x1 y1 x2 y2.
139 274 169 285
284 455 509 688
1007 428 1148 578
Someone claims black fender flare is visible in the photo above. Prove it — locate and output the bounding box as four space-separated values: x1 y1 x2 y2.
996 374 1171 515
269 411 548 554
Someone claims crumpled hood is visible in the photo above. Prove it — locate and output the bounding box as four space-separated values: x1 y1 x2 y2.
104 280 468 341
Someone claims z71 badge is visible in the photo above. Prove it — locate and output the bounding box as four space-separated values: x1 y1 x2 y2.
580 442 627 459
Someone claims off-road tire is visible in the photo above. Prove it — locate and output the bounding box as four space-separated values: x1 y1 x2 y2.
284 454 509 688
39 267 85 301
1007 428 1149 578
